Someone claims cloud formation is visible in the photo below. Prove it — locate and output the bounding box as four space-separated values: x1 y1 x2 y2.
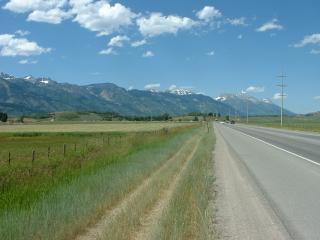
293 33 320 48
0 34 51 56
196 6 222 22
256 19 283 32
71 1 136 36
273 93 287 100
131 39 147 47
18 59 38 64
15 30 30 36
144 83 160 91
246 86 265 93
142 51 154 57
3 0 67 13
27 8 72 24
108 35 130 47
137 13 196 37
227 17 247 26
99 47 117 55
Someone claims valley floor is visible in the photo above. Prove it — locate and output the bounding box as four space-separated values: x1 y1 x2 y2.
0 123 217 240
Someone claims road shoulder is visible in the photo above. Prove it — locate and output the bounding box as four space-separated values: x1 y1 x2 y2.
214 124 291 240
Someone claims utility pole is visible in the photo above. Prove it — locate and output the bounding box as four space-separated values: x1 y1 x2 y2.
246 99 249 124
277 72 287 127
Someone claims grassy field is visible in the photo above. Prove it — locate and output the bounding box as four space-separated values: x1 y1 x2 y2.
235 115 320 133
0 122 193 133
0 122 216 240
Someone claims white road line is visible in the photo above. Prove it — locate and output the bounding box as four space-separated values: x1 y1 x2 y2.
226 125 320 167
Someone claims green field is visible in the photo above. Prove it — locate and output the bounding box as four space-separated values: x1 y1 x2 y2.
0 122 216 240
235 114 320 133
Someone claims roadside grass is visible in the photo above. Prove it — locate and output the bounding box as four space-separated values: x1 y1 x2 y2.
154 125 216 240
0 125 197 240
98 134 202 240
236 116 320 133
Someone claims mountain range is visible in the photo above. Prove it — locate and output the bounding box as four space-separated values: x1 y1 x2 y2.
0 72 294 117
215 93 295 116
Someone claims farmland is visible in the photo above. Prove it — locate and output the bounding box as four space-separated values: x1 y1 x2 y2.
0 122 216 240
235 114 320 133
0 121 192 133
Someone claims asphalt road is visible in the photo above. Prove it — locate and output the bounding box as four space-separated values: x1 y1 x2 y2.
215 123 320 240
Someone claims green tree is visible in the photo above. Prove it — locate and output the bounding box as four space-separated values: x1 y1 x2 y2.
0 112 8 122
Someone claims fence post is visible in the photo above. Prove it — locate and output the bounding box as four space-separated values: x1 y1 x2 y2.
32 150 35 164
48 146 50 159
8 152 11 165
63 144 66 157
74 143 77 152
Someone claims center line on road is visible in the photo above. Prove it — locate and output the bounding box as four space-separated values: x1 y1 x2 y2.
225 125 320 167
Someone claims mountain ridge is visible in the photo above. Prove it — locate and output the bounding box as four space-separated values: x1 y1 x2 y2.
0 72 234 116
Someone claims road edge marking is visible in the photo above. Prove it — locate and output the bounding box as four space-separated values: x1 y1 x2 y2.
226 125 320 167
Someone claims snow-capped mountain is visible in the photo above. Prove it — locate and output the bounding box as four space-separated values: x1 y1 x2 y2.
169 88 193 96
167 85 194 95
215 93 294 116
0 72 234 116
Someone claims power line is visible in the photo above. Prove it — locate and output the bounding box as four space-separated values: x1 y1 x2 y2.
277 72 287 127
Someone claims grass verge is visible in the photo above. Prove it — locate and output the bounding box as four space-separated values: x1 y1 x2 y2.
0 126 196 240
154 125 216 240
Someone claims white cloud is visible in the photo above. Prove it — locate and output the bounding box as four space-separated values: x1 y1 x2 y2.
311 49 320 55
131 39 147 47
273 93 287 100
314 96 320 100
18 59 38 64
144 83 160 91
238 34 243 39
108 35 130 47
246 86 265 93
3 0 67 13
27 8 71 24
137 13 196 37
0 34 51 57
227 17 247 26
256 19 283 32
71 1 136 36
99 47 117 55
206 50 215 56
142 51 154 58
128 86 133 90
293 34 320 48
15 30 30 36
196 6 222 22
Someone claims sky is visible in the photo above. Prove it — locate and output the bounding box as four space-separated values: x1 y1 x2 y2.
0 0 319 114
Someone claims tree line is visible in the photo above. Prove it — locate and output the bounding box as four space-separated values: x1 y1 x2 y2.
0 112 8 122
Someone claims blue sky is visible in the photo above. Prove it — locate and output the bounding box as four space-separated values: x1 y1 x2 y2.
0 0 319 113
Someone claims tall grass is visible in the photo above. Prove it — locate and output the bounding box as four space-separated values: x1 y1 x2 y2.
154 126 216 239
99 134 202 240
0 126 197 240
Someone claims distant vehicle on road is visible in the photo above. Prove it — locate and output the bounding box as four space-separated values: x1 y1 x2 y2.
230 120 235 124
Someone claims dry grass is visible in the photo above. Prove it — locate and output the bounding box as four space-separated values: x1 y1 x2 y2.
0 122 194 133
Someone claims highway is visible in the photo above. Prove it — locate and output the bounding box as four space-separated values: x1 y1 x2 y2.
215 123 320 240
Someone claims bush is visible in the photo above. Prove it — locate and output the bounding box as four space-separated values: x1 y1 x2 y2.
0 112 8 122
